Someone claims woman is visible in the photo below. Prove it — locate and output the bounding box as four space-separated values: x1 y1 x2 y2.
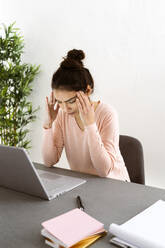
42 49 130 181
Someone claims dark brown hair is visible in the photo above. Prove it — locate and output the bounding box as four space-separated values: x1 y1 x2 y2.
51 49 94 93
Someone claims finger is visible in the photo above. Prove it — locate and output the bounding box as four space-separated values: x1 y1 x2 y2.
79 91 89 113
55 102 60 111
45 96 49 108
50 91 54 105
85 95 92 109
76 98 83 114
77 92 87 113
52 91 56 104
80 91 91 109
45 97 51 115
79 91 87 105
77 94 85 113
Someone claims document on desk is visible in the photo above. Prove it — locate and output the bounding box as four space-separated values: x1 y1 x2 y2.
109 200 165 248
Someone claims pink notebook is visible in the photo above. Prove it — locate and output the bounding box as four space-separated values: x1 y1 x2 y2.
41 208 104 247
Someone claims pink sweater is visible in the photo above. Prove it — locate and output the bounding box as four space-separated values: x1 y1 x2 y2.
42 102 130 181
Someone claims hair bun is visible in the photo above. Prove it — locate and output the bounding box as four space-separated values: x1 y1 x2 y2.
60 49 85 70
67 49 85 61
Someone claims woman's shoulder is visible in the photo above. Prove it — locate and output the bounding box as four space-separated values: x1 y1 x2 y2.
97 102 118 118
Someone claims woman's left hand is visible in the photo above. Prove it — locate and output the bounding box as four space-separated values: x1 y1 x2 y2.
76 91 95 126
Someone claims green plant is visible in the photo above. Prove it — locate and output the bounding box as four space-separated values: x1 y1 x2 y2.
0 22 40 149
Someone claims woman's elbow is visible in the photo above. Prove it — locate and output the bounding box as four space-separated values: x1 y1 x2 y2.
43 158 58 168
43 162 54 168
97 167 111 177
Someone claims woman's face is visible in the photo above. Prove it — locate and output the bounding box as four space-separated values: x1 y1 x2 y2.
53 89 79 115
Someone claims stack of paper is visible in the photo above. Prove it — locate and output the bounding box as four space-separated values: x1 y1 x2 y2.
109 200 165 248
41 208 107 248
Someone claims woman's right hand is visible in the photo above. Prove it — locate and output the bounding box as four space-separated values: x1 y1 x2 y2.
43 91 60 129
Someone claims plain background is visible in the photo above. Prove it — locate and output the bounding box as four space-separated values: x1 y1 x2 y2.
1 0 165 189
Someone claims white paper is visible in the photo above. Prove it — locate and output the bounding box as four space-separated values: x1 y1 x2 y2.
45 239 59 248
109 200 165 248
110 236 138 248
41 228 67 247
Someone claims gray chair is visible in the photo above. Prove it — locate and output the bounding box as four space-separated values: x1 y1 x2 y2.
119 135 145 184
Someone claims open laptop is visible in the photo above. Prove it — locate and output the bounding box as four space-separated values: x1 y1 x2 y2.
0 144 86 200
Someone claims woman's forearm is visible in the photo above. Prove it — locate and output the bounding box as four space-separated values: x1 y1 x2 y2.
85 123 117 177
42 128 63 167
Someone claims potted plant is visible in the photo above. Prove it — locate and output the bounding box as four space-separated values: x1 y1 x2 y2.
0 22 40 149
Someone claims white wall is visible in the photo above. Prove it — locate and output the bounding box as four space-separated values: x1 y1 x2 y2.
1 0 165 189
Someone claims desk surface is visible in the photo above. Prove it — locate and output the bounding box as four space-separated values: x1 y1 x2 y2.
1 163 165 248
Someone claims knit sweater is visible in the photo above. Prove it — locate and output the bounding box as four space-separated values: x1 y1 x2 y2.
42 102 130 181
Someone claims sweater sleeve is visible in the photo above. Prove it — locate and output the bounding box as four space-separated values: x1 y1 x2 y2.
41 114 64 167
85 107 120 177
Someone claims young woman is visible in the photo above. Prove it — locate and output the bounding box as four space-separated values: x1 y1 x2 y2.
42 49 130 181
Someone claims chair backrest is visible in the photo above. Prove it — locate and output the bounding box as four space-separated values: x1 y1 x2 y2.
119 135 145 184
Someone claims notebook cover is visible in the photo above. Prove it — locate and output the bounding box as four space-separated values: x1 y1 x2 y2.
41 208 104 247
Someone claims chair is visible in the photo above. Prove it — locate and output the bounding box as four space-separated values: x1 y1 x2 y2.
119 135 145 184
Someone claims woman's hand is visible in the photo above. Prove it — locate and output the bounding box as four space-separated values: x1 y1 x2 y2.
76 91 95 126
43 91 60 129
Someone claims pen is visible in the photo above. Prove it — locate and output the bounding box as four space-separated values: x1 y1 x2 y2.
76 195 85 211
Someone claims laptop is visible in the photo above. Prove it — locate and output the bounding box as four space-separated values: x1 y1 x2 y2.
0 144 86 200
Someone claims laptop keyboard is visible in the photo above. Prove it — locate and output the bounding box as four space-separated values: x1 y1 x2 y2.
37 170 71 192
36 169 86 198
